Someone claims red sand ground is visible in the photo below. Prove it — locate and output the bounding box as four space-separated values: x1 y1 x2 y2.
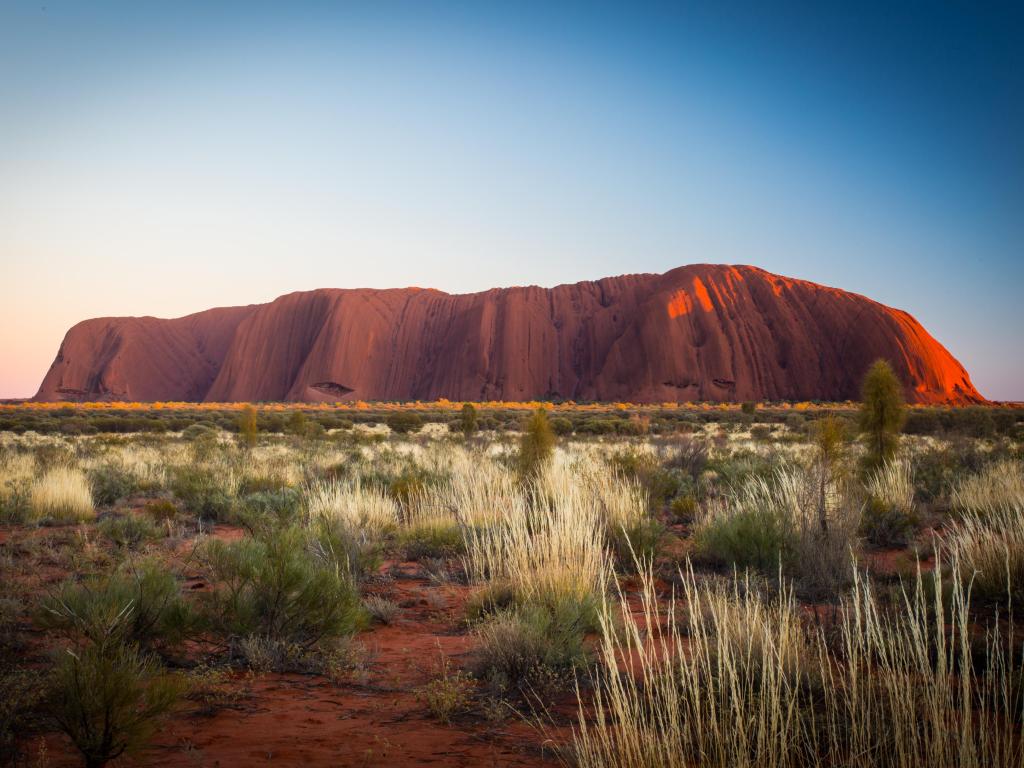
22 551 568 767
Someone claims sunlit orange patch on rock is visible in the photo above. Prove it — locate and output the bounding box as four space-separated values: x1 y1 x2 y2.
667 290 693 318
691 277 714 312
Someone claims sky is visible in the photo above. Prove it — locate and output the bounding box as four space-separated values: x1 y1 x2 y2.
0 1 1021 400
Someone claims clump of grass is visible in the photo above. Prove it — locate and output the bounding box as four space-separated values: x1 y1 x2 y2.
462 485 606 617
693 466 859 599
305 479 398 537
0 452 36 523
417 652 475 723
474 602 587 698
862 456 919 547
98 514 162 549
567 559 1022 768
952 459 1024 517
946 504 1024 604
170 466 234 521
29 466 94 523
399 520 465 560
363 595 400 625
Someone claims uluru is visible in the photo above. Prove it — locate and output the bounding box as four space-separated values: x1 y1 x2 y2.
33 264 983 405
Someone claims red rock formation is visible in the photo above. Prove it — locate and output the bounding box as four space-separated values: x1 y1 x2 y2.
34 265 984 404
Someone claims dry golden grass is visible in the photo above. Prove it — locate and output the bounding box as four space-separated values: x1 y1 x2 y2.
952 459 1024 517
29 466 94 523
304 479 398 537
867 456 916 515
569 558 1021 768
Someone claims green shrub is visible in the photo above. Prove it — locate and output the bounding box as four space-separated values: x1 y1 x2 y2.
181 423 218 441
609 518 665 571
417 654 474 723
859 359 905 470
693 504 790 572
669 494 699 522
465 581 519 621
550 417 574 436
0 477 31 524
860 496 918 548
38 561 194 649
143 499 179 522
473 602 589 697
200 526 364 646
459 403 478 437
237 404 258 448
0 667 45 766
517 409 555 477
48 641 185 768
400 522 466 560
609 449 681 506
171 467 234 521
235 488 302 532
89 465 139 506
309 514 385 578
386 412 424 434
98 515 162 549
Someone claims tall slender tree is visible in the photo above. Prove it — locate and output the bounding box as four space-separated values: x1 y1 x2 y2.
859 359 904 469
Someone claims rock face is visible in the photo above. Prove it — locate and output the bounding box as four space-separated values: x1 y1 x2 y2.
34 264 984 404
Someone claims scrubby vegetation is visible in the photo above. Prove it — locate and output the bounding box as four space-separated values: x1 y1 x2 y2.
0 394 1021 765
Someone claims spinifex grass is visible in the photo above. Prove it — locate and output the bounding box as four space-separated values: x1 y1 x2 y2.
568 557 1022 768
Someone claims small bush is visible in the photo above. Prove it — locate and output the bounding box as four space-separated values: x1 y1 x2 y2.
0 667 45 766
609 450 680 506
386 412 424 435
237 404 258 448
669 495 698 522
694 468 859 599
171 467 234 521
38 561 194 650
694 501 790 572
459 403 478 437
143 499 179 523
859 359 905 470
861 458 918 548
235 488 302 532
200 526 364 646
89 465 139 507
98 514 162 549
473 602 588 697
609 518 664 571
48 642 185 768
517 409 556 478
363 595 400 625
550 417 574 436
417 654 474 723
29 467 94 523
400 522 466 560
860 497 917 548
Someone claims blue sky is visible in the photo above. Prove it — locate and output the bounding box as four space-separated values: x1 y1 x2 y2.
1 1 1021 399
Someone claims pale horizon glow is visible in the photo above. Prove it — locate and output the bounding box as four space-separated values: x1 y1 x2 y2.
1 2 1021 400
